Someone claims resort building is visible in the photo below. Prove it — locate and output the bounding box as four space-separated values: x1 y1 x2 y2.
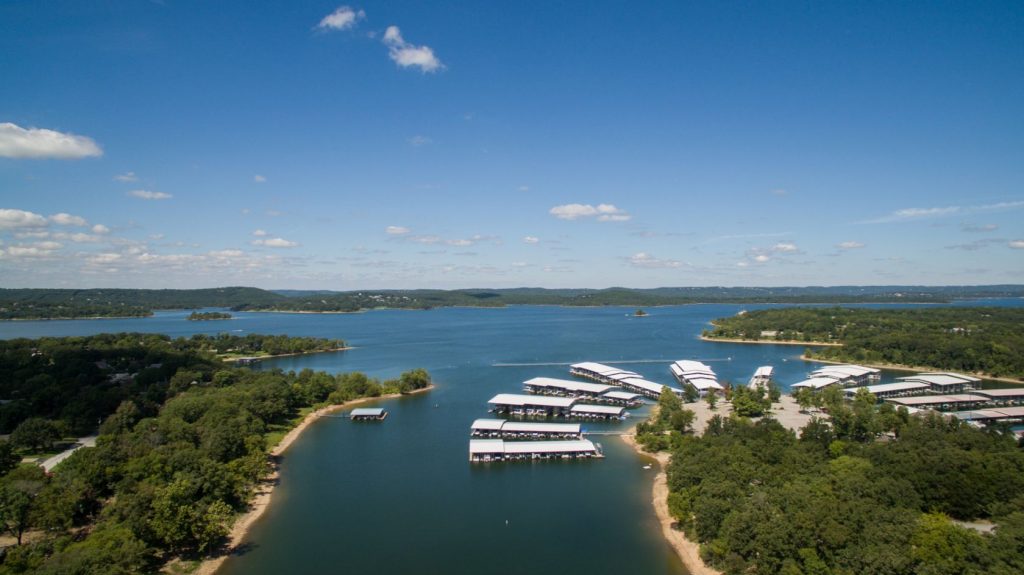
350 407 387 421
842 381 930 400
748 366 774 389
896 372 981 394
886 394 990 411
670 360 724 397
470 419 583 440
468 439 603 462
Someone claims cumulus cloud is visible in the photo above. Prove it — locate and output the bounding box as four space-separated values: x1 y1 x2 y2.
49 213 87 226
209 249 245 258
753 254 771 263
252 229 268 237
0 122 103 159
317 6 365 31
772 242 798 253
92 224 110 234
386 226 410 235
128 190 172 200
862 201 1024 224
113 172 138 182
628 252 682 269
549 203 631 222
837 241 865 250
382 26 444 72
0 209 49 229
251 237 299 248
1010 240 1024 250
523 236 540 244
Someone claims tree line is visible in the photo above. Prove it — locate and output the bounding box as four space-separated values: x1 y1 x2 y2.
0 333 430 573
704 306 1024 378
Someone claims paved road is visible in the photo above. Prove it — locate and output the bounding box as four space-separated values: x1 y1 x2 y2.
41 435 97 472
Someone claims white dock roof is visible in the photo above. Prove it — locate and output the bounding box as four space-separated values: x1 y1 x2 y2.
501 421 582 434
887 394 989 407
842 382 929 395
571 404 626 416
686 377 724 391
897 373 982 387
470 418 506 431
974 388 1024 398
524 377 613 394
791 377 840 390
350 408 385 417
620 377 683 396
469 439 505 454
753 366 774 378
469 439 598 455
571 362 639 378
602 390 642 401
488 393 576 408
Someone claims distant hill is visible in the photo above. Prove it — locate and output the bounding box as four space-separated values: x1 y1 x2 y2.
2 285 1022 319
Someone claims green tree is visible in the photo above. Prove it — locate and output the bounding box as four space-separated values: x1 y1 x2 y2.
11 417 62 453
0 466 47 544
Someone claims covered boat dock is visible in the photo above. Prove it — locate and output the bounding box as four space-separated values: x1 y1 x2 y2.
470 419 583 439
468 439 603 462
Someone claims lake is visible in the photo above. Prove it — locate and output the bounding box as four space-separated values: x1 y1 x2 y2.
1 300 1021 574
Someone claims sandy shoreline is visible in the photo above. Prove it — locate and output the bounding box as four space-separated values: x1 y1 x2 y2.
801 355 1024 385
187 385 434 575
620 431 722 575
220 347 352 363
700 335 841 347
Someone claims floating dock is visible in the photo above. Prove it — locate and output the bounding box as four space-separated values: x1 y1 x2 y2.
671 360 723 397
748 366 774 389
469 439 603 462
950 406 1024 425
350 407 387 421
488 393 627 420
522 377 643 406
569 362 683 399
886 394 990 411
470 419 582 439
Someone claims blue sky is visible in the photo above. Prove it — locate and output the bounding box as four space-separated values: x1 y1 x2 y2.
2 1 1023 289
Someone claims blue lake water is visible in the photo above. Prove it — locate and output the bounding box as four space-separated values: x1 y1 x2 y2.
1 300 1021 574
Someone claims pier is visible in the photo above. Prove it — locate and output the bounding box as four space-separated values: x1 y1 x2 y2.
569 362 683 399
469 439 603 462
488 393 628 420
522 377 643 406
470 419 583 439
350 407 388 421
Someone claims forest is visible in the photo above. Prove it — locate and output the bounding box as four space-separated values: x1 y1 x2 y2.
6 286 1024 319
0 333 429 573
704 306 1024 379
636 387 1024 574
186 311 232 321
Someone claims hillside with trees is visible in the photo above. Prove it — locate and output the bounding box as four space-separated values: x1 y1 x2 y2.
703 306 1024 379
0 333 429 573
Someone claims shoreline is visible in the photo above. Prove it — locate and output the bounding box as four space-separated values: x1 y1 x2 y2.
800 355 1024 385
620 431 723 575
187 384 435 575
220 347 352 363
700 335 841 347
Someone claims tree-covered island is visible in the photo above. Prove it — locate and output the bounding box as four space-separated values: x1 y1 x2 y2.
0 333 430 573
186 311 232 321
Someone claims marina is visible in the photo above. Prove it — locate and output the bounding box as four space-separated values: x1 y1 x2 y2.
570 362 683 399
748 365 774 389
670 360 723 396
350 407 388 421
469 439 603 462
487 393 628 420
470 419 583 439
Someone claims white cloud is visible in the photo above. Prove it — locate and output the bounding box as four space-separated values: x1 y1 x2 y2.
88 253 122 265
0 122 103 159
113 172 138 182
407 135 432 147
33 241 62 251
382 26 444 72
862 200 1024 224
252 229 268 237
447 239 473 247
1010 240 1024 250
251 237 299 248
518 185 530 192
962 223 998 233
772 242 799 253
128 190 172 200
837 241 865 250
0 209 49 229
549 203 631 222
254 174 267 183
49 213 87 226
754 254 771 263
523 236 540 244
386 226 410 235
92 224 110 234
628 252 682 269
317 6 365 31
209 249 245 258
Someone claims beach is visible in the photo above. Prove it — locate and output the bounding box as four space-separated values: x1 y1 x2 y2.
186 385 434 575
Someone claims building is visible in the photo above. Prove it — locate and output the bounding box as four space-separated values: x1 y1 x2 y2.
791 377 841 391
809 364 881 386
670 360 723 397
896 372 981 394
488 394 576 417
523 377 614 399
469 419 582 439
468 439 603 462
748 366 774 389
569 404 627 420
886 394 990 411
973 388 1024 406
949 406 1024 425
350 407 387 421
842 381 930 400
600 390 644 407
614 376 684 400
569 362 640 384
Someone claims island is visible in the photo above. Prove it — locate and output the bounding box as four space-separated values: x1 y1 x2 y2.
187 311 233 321
0 333 431 572
702 306 1024 380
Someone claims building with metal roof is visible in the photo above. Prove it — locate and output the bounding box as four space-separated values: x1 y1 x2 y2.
791 377 840 390
570 404 627 420
886 394 990 411
569 362 640 384
468 439 603 462
350 407 387 421
748 366 774 389
973 388 1024 405
470 419 583 439
897 372 981 394
809 364 881 386
523 377 614 398
842 381 930 400
670 360 723 397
